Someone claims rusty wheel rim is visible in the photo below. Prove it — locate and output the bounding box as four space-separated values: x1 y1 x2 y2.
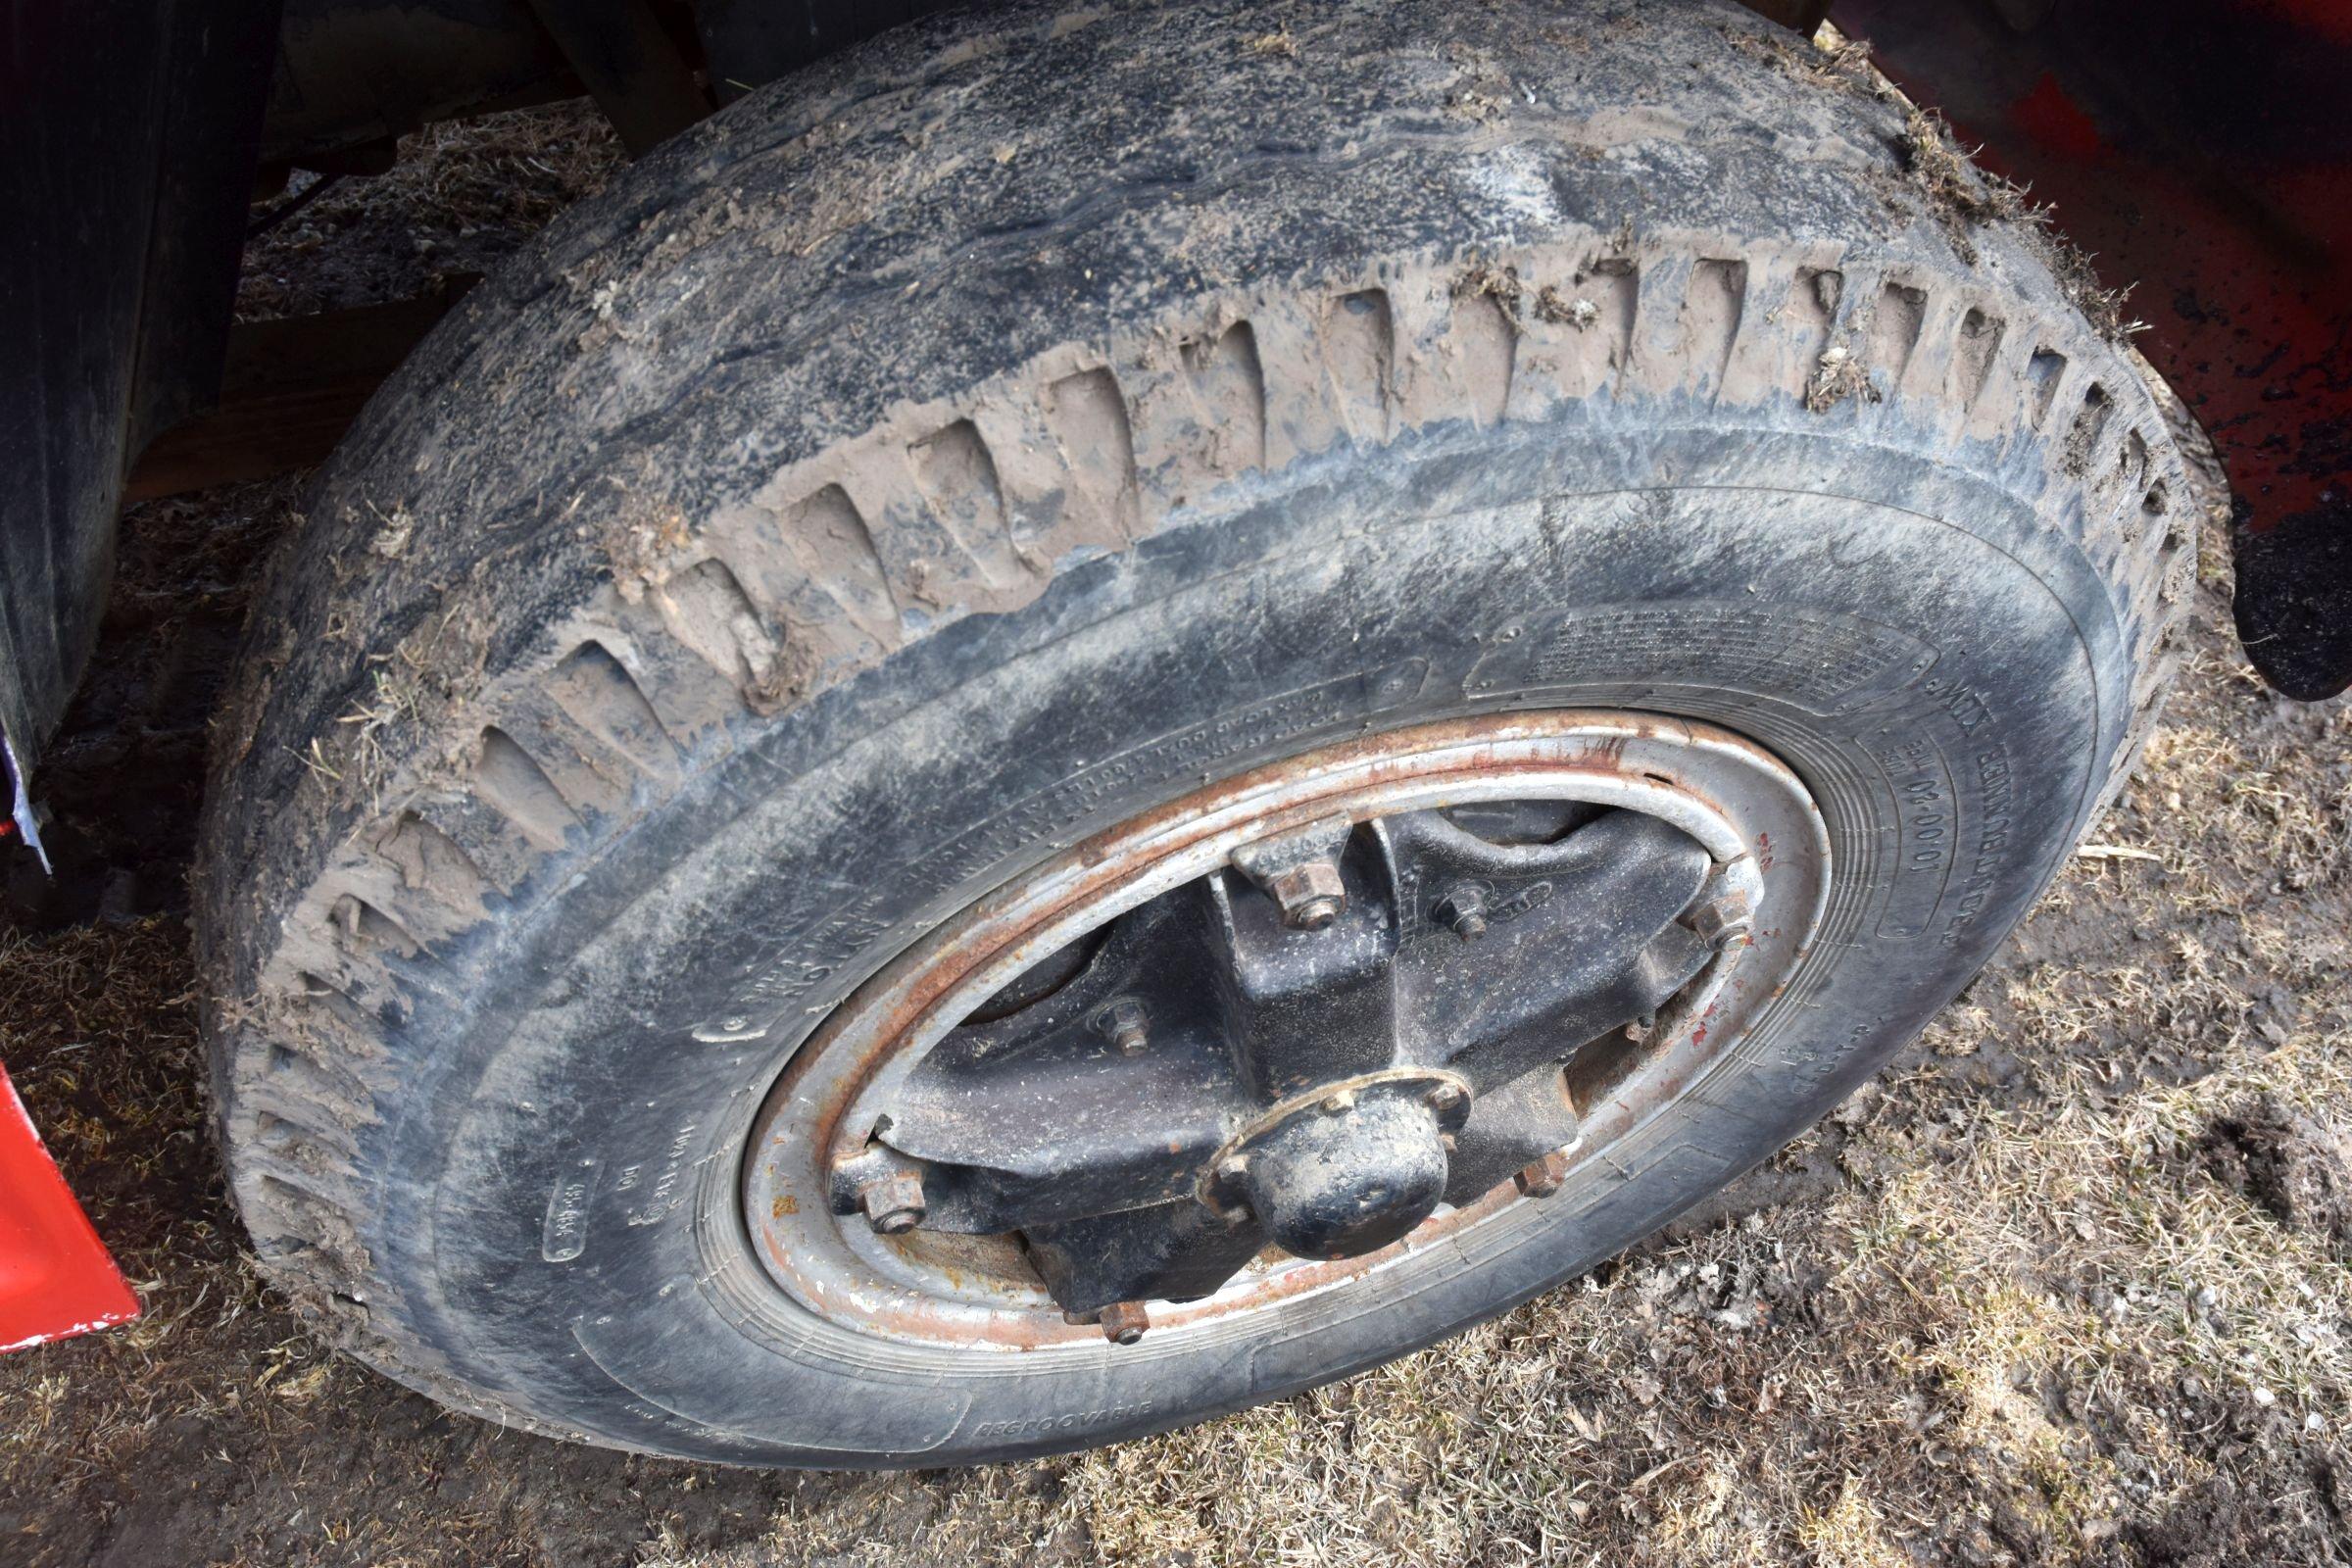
737 711 1829 1350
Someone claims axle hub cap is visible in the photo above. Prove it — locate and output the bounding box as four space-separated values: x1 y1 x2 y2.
1204 1069 1472 1259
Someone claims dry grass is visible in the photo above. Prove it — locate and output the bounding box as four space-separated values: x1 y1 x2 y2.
236 101 623 322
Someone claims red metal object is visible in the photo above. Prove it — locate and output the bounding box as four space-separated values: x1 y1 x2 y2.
0 1064 139 1351
1833 0 2352 701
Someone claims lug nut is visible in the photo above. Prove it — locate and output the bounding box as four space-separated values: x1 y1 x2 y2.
1205 1154 1255 1229
1099 1300 1150 1346
1266 862 1347 930
1231 817 1356 930
1434 885 1489 940
1514 1150 1573 1198
1095 998 1150 1055
1683 889 1754 951
858 1171 926 1235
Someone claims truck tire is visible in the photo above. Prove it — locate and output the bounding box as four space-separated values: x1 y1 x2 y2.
197 0 2194 1466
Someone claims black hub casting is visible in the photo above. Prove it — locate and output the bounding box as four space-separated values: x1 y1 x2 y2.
824 801 1735 1316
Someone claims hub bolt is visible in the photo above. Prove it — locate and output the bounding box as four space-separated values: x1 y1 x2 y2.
1426 1082 1466 1115
1099 1300 1151 1346
1320 1089 1357 1115
1266 862 1347 930
1683 889 1754 951
1434 884 1490 940
1514 1150 1573 1198
1095 998 1150 1054
1231 816 1353 929
1207 1154 1256 1228
857 1172 926 1235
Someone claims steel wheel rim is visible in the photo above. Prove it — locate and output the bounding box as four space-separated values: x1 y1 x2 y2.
739 710 1831 1351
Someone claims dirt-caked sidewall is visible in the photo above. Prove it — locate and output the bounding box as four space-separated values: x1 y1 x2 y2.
382 416 2124 1464
199 0 2195 1469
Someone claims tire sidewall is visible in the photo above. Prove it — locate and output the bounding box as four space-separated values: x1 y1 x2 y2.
373 409 2130 1464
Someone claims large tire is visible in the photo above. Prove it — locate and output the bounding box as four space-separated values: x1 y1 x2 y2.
198 0 2194 1465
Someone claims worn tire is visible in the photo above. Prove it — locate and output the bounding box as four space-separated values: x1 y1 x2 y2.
198 0 2194 1465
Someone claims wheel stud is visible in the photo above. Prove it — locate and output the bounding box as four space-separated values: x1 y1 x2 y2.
1099 1300 1150 1345
1682 888 1753 951
1434 884 1489 940
1266 863 1346 930
858 1172 926 1235
1230 816 1353 930
1514 1150 1572 1198
1094 998 1150 1055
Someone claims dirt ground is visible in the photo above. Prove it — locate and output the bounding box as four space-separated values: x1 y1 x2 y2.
4 100 2351 1568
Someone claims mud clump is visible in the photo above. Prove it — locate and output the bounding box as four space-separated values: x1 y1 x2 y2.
1805 342 1880 414
2201 1095 2352 1257
600 496 695 603
1727 24 1881 98
1894 102 2135 339
1534 284 1598 328
1453 259 1525 315
1895 105 2025 263
2128 1474 2318 1568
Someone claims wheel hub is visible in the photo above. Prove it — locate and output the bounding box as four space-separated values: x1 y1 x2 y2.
740 712 1829 1349
1199 1067 1472 1261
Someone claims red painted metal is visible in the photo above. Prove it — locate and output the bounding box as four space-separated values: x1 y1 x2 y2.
0 1063 140 1351
1832 0 2352 701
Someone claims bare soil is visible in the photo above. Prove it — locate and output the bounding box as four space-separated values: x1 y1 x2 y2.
4 99 2350 1568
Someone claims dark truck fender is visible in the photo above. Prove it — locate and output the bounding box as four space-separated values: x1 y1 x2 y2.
0 0 280 815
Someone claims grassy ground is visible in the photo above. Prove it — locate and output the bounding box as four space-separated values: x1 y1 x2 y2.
3 93 2349 1568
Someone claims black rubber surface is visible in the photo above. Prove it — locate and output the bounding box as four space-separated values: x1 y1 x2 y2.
197 0 2193 1465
